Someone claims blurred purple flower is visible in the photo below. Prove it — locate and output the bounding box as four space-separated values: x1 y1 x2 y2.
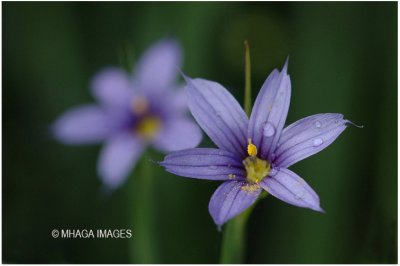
161 59 350 226
53 39 202 189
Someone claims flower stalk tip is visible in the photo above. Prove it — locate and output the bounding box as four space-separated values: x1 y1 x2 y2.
244 40 252 117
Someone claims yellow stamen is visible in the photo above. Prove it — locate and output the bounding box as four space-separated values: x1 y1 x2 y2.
247 138 257 157
135 116 161 140
241 183 261 193
243 156 270 184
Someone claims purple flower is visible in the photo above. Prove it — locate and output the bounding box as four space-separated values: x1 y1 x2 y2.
161 59 350 226
53 39 202 189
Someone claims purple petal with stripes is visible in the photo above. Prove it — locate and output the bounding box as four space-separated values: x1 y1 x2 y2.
185 76 248 156
275 113 348 168
209 181 261 226
160 148 245 180
260 168 323 212
248 59 291 161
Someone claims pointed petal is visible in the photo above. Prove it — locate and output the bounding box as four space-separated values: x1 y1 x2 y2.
260 168 323 212
52 104 112 144
153 117 202 152
275 113 348 168
185 77 248 156
134 39 182 91
98 133 144 189
90 68 133 107
160 148 245 180
209 181 261 226
248 60 291 161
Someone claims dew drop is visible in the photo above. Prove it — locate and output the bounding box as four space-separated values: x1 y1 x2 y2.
209 165 218 170
294 189 305 200
313 138 323 147
269 168 278 177
270 153 276 160
295 193 303 200
215 111 222 118
314 121 322 128
263 123 276 137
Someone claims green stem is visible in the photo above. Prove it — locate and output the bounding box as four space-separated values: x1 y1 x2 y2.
130 152 159 263
219 41 257 264
243 40 252 117
118 41 134 73
219 191 268 264
219 204 255 263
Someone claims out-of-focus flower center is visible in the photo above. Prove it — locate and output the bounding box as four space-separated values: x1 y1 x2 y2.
131 97 149 116
135 116 161 140
243 139 271 184
131 97 162 140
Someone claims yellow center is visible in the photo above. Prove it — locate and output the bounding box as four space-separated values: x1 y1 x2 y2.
135 116 161 140
243 139 271 183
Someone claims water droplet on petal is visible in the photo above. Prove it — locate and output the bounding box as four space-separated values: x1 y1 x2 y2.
269 168 278 177
313 138 323 147
215 111 222 118
294 189 305 200
314 121 322 128
270 153 276 160
209 165 218 170
295 193 304 200
218 150 224 156
263 123 275 137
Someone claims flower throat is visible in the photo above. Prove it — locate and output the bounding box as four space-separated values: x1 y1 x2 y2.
243 139 271 183
131 97 161 140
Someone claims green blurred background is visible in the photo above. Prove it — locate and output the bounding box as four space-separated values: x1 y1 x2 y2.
3 2 397 263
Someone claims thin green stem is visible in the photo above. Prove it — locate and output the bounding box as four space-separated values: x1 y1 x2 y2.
130 153 159 263
219 41 257 264
219 204 255 263
244 40 252 117
118 41 134 73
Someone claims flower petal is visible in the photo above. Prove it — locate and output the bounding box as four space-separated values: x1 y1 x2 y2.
185 77 248 156
260 168 323 212
98 133 144 189
134 39 182 91
52 104 113 144
153 117 202 152
248 59 291 161
160 148 245 180
90 68 133 108
209 181 261 226
168 85 189 113
275 113 348 168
